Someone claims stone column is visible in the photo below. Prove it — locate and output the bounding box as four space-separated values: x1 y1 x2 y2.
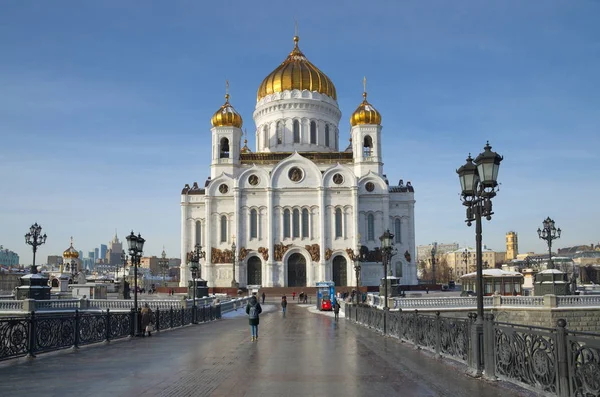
318 187 326 282
267 187 275 287
205 196 213 286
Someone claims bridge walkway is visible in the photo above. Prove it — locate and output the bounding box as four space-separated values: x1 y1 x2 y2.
0 299 534 397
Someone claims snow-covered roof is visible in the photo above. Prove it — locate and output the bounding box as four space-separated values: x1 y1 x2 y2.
460 269 523 278
538 269 565 274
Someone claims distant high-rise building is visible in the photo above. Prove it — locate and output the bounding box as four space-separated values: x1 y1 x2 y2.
47 255 63 267
506 231 518 261
100 244 108 262
106 231 123 265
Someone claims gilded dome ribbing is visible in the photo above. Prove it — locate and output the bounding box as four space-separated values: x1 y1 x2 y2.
63 240 79 259
211 94 243 128
350 92 382 126
257 36 337 102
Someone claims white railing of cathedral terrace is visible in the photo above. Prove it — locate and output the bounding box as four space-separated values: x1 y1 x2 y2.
0 296 241 314
365 294 600 310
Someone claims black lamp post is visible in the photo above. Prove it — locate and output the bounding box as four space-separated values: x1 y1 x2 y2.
379 229 397 334
126 231 145 336
231 238 238 288
188 243 205 323
537 217 561 270
24 223 47 274
352 238 368 304
457 141 503 375
462 248 472 273
430 242 438 285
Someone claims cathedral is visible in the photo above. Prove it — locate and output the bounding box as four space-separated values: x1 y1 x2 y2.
180 35 417 288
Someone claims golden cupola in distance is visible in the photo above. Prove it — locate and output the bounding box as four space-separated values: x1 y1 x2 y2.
257 36 337 102
63 238 79 259
211 93 243 128
350 91 382 126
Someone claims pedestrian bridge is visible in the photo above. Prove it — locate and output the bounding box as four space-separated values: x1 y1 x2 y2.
1 296 598 396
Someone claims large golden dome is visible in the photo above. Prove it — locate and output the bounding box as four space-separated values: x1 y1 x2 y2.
350 92 382 126
211 94 243 128
257 36 337 102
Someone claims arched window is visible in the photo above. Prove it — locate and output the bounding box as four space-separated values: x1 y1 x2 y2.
250 209 258 239
293 209 300 238
283 209 291 238
220 215 227 243
394 218 402 244
220 137 230 158
277 122 283 144
367 214 375 241
302 208 309 238
363 135 373 158
334 129 338 150
293 120 300 143
310 121 317 144
335 208 342 238
195 221 202 245
325 125 330 147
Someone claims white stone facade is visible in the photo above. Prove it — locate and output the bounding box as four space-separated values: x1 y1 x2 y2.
180 44 417 289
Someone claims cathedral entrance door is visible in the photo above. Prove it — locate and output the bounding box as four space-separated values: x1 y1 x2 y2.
332 256 347 286
287 253 306 287
247 256 262 285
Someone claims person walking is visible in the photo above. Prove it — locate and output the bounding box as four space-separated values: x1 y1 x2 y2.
141 303 154 337
281 295 288 316
333 299 340 321
246 293 263 342
292 291 296 301
261 292 266 304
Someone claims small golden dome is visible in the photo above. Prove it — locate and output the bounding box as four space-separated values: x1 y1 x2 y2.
211 94 243 128
350 92 382 127
257 36 337 102
240 138 251 154
63 238 79 259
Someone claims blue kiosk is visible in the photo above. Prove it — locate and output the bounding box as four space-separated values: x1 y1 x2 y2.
316 281 336 310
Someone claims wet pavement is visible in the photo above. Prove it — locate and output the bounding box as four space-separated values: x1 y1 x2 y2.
0 300 536 397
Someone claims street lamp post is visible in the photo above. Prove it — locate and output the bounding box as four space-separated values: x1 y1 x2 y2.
231 237 238 289
352 239 368 304
430 242 438 285
188 243 205 323
462 249 472 273
126 231 145 336
379 229 397 334
24 223 47 274
457 141 503 375
537 217 561 270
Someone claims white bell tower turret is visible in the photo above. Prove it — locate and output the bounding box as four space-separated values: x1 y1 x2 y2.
210 82 243 178
351 78 383 177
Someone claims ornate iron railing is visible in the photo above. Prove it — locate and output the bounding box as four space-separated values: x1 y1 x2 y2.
0 303 225 362
347 304 600 396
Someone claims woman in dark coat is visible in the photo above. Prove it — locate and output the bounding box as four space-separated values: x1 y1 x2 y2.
245 294 262 341
140 303 153 336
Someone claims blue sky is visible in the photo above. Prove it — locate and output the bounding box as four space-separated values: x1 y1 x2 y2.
1 0 598 263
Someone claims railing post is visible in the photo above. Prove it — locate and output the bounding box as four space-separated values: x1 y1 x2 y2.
129 308 136 337
156 308 160 332
413 310 419 346
483 313 496 380
73 309 80 350
27 311 36 358
170 307 174 329
105 308 111 342
435 311 441 357
181 307 185 326
556 319 570 397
